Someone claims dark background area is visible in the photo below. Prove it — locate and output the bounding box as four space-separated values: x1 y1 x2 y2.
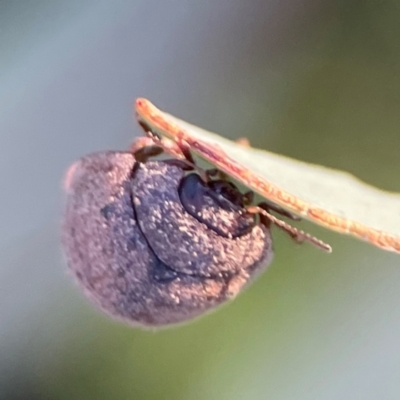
1 1 400 399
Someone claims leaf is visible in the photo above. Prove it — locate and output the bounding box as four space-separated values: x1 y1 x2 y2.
136 98 400 254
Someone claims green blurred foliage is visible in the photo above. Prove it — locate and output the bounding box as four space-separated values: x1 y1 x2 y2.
2 1 400 400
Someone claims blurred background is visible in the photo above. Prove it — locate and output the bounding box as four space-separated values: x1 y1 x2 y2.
1 1 400 399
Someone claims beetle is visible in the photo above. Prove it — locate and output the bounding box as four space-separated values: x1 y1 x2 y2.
62 151 272 326
62 131 326 327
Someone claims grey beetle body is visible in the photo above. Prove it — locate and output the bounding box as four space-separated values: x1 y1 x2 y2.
62 151 273 327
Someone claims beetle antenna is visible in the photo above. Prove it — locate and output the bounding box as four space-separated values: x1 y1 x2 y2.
246 205 332 253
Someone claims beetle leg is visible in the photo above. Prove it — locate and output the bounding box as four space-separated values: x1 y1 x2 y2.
235 137 251 147
242 191 254 206
130 136 164 163
258 200 301 221
134 125 210 181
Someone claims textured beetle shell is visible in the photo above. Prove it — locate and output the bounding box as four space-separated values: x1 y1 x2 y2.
62 151 274 327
